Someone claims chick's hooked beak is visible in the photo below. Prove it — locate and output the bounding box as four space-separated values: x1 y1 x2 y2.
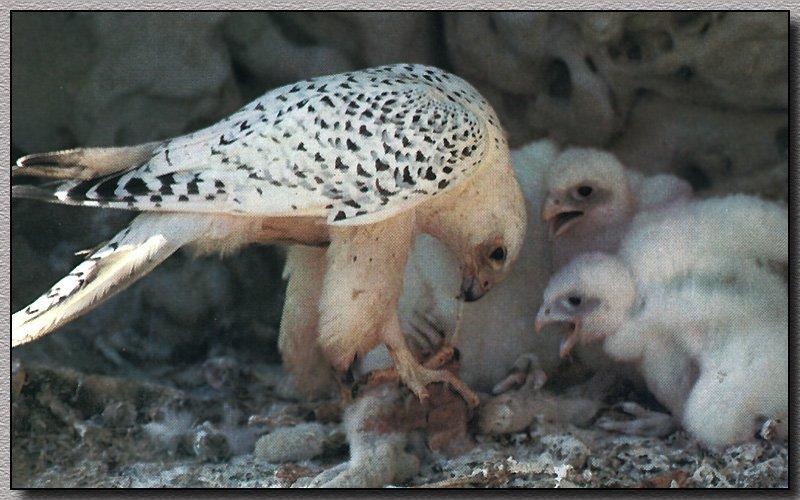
458 274 487 302
542 195 584 240
535 306 581 359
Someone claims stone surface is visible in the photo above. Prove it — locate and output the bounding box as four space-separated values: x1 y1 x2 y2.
11 359 788 488
254 423 330 463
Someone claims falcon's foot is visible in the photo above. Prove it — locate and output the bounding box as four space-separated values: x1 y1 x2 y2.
360 344 474 407
422 344 458 370
362 367 400 388
395 355 479 409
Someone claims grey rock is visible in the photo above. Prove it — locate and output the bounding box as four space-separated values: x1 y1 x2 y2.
101 401 137 429
193 421 233 463
254 422 330 463
541 434 592 469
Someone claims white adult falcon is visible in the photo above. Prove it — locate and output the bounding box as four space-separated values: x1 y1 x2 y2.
12 64 527 407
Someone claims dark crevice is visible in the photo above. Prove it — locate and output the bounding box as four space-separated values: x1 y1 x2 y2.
269 13 320 47
545 58 572 100
584 55 597 73
230 55 261 94
621 31 642 61
775 125 788 160
679 164 712 192
487 15 499 34
675 65 695 82
430 12 452 71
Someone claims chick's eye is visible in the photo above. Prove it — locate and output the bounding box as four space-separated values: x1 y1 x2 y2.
577 186 593 197
568 296 582 306
489 246 506 262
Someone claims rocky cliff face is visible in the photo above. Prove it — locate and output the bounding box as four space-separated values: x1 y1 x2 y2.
11 11 787 369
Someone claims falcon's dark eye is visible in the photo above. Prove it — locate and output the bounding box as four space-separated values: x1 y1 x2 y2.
568 296 582 306
489 246 506 262
577 186 593 197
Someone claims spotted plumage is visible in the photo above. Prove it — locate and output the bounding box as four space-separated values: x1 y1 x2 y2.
18 64 503 225
12 64 527 412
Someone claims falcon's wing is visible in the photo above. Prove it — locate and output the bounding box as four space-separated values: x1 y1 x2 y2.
19 64 498 225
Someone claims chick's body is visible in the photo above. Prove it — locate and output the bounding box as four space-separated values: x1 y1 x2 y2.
540 194 788 448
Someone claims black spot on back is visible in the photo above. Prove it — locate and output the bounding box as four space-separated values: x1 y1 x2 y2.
335 157 349 171
124 177 150 196
402 167 415 185
357 164 372 178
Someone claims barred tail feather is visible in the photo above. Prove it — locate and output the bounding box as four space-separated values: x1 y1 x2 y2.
11 213 201 347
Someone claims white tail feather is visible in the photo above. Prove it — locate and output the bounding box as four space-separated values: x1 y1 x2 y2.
13 142 160 179
12 213 205 347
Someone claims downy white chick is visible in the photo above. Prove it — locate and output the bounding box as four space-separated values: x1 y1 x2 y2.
542 147 692 269
540 146 692 382
536 195 788 448
620 194 788 287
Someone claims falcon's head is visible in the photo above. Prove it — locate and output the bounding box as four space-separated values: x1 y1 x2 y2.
542 148 633 240
535 252 636 358
423 150 527 302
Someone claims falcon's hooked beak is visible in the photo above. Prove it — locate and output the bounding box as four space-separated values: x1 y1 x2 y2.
535 307 581 358
542 196 584 240
458 274 487 302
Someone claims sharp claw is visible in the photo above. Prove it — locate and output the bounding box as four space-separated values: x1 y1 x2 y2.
390 343 478 409
422 345 456 369
420 371 478 408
